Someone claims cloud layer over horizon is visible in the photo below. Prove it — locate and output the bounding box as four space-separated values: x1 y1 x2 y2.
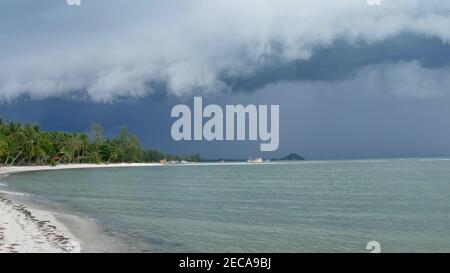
1 0 450 102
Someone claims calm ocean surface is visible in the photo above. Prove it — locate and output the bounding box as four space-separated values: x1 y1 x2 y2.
1 159 450 252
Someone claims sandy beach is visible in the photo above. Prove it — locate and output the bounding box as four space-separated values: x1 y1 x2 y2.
0 162 161 176
0 163 161 253
0 195 81 253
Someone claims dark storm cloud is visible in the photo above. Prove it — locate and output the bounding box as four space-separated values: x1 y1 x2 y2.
225 34 450 92
1 0 450 102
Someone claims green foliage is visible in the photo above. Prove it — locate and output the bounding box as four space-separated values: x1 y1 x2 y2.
0 119 200 166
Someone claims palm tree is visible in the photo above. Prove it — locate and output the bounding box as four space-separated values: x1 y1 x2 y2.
21 124 43 165
0 133 8 164
58 146 72 164
109 145 120 163
79 133 89 163
5 122 25 166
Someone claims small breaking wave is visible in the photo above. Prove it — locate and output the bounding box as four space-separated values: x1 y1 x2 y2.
418 158 450 162
0 190 28 196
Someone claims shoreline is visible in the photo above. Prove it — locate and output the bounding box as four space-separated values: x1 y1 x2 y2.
0 163 163 253
0 162 162 176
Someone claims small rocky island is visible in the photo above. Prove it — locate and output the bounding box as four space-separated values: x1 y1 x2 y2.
277 153 305 161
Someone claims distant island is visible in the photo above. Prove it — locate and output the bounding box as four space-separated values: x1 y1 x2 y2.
202 153 306 162
277 153 305 161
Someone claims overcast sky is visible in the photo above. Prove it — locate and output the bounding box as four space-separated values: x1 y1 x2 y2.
1 0 450 159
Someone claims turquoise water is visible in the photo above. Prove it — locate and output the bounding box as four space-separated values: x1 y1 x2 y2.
1 159 450 252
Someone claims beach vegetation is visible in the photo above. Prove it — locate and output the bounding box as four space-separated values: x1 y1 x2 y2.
0 119 200 166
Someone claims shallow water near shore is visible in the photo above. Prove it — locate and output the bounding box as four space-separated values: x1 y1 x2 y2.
2 159 450 252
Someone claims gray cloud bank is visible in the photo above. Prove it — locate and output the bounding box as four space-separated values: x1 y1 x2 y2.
1 0 450 102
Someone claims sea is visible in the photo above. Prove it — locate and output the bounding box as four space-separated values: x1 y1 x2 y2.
1 158 449 252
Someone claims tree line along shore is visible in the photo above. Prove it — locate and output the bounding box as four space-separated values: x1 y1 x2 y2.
0 119 200 166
